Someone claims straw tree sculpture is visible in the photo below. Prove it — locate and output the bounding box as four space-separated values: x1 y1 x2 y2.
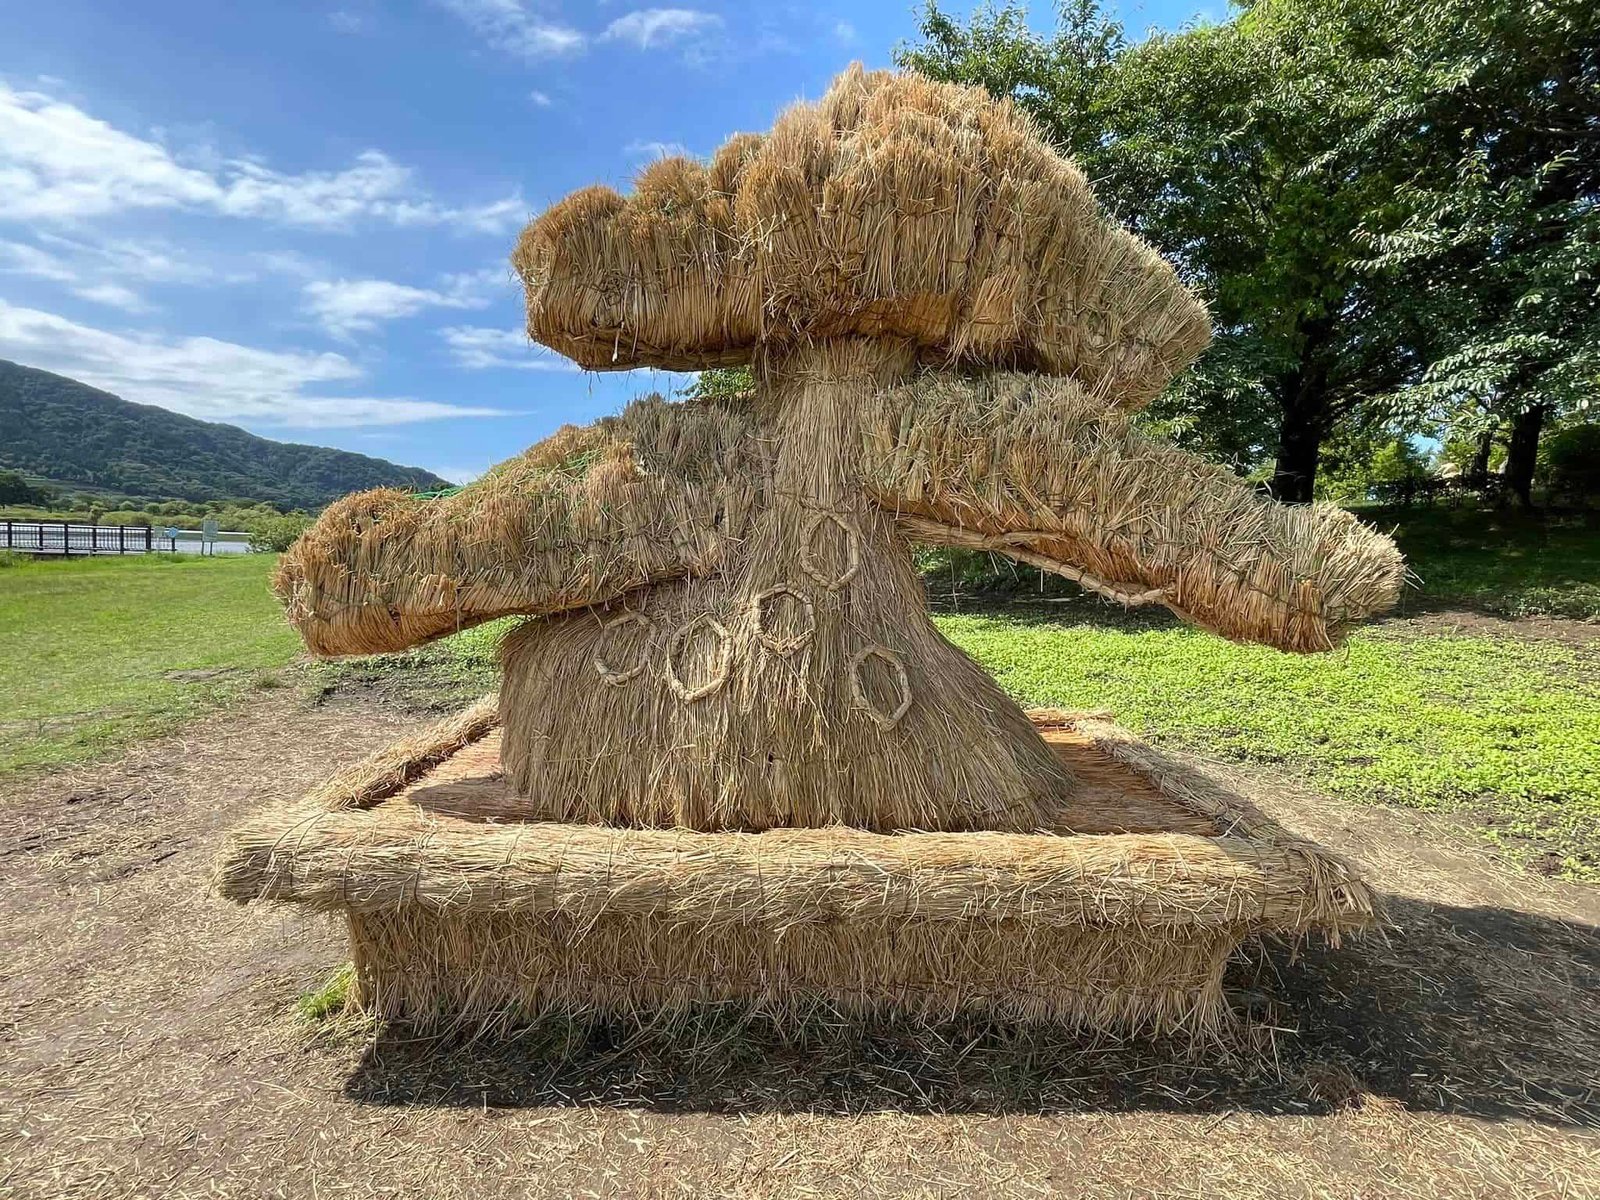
276 68 1402 840
232 68 1405 1032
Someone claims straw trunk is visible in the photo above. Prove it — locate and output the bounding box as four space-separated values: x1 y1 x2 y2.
499 338 1072 832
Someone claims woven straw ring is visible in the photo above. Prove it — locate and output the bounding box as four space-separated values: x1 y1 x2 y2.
593 611 656 686
848 644 913 731
799 511 861 592
665 614 734 703
750 584 816 658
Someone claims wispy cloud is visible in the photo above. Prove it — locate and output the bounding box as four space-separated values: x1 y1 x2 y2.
833 20 858 45
304 278 491 340
623 139 690 164
601 8 722 50
440 326 581 372
0 234 227 311
0 80 523 232
528 89 553 107
433 0 585 58
0 299 505 427
327 9 371 34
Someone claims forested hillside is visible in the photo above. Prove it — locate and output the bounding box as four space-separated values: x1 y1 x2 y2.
0 360 448 508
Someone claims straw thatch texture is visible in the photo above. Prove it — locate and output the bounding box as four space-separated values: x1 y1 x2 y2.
512 65 1210 407
276 370 1401 663
346 911 1241 1033
214 704 1372 1035
493 340 1075 834
863 372 1406 652
233 62 1398 1038
274 351 1401 832
272 393 766 657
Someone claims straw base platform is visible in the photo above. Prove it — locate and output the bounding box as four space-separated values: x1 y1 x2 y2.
214 700 1373 1038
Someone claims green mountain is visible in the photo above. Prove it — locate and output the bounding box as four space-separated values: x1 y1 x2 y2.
0 360 449 509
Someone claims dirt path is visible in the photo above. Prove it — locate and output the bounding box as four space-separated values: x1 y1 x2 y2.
2 688 1597 1199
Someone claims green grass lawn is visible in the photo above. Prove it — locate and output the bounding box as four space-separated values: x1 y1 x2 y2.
0 554 298 773
1373 503 1600 619
936 611 1600 879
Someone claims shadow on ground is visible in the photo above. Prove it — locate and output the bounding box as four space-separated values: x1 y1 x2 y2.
342 896 1600 1129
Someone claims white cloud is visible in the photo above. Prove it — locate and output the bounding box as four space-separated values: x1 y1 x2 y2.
529 90 553 107
623 139 690 164
0 81 523 232
601 8 721 50
833 20 858 45
440 326 580 371
303 275 495 339
327 9 370 34
0 300 505 427
434 0 586 58
303 265 512 338
72 283 148 311
0 240 142 311
0 233 227 311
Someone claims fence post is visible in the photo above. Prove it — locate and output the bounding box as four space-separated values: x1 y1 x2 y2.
3 520 10 550
118 524 126 554
144 525 152 553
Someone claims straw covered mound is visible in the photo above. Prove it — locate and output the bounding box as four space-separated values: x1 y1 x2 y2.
215 701 1374 1033
512 65 1210 406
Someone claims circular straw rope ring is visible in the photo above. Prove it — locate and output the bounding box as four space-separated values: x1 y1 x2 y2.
593 611 656 686
665 614 733 703
750 584 816 658
848 644 913 731
800 511 861 592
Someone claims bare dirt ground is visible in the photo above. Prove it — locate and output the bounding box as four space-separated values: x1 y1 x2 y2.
2 687 1597 1199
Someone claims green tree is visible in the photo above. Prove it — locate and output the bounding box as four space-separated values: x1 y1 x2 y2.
902 0 1599 504
682 367 754 400
904 0 1421 497
0 469 52 506
1354 0 1600 507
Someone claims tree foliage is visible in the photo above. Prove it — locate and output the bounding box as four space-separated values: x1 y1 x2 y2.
900 0 1599 504
0 470 54 507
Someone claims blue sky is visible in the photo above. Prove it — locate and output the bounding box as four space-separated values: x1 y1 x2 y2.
1 0 1209 486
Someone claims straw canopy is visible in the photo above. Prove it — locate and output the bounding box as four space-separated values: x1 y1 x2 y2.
512 65 1211 408
275 375 1402 661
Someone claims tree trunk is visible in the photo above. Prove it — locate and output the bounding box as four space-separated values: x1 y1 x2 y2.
1504 401 1547 509
1269 319 1334 504
1466 425 1497 493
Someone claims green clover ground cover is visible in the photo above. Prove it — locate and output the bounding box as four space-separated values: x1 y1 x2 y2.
936 612 1600 879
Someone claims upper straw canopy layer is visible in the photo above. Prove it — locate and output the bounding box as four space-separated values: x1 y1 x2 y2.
512 65 1212 409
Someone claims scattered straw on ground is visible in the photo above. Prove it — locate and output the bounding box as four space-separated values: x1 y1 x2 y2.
3 685 1596 1199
